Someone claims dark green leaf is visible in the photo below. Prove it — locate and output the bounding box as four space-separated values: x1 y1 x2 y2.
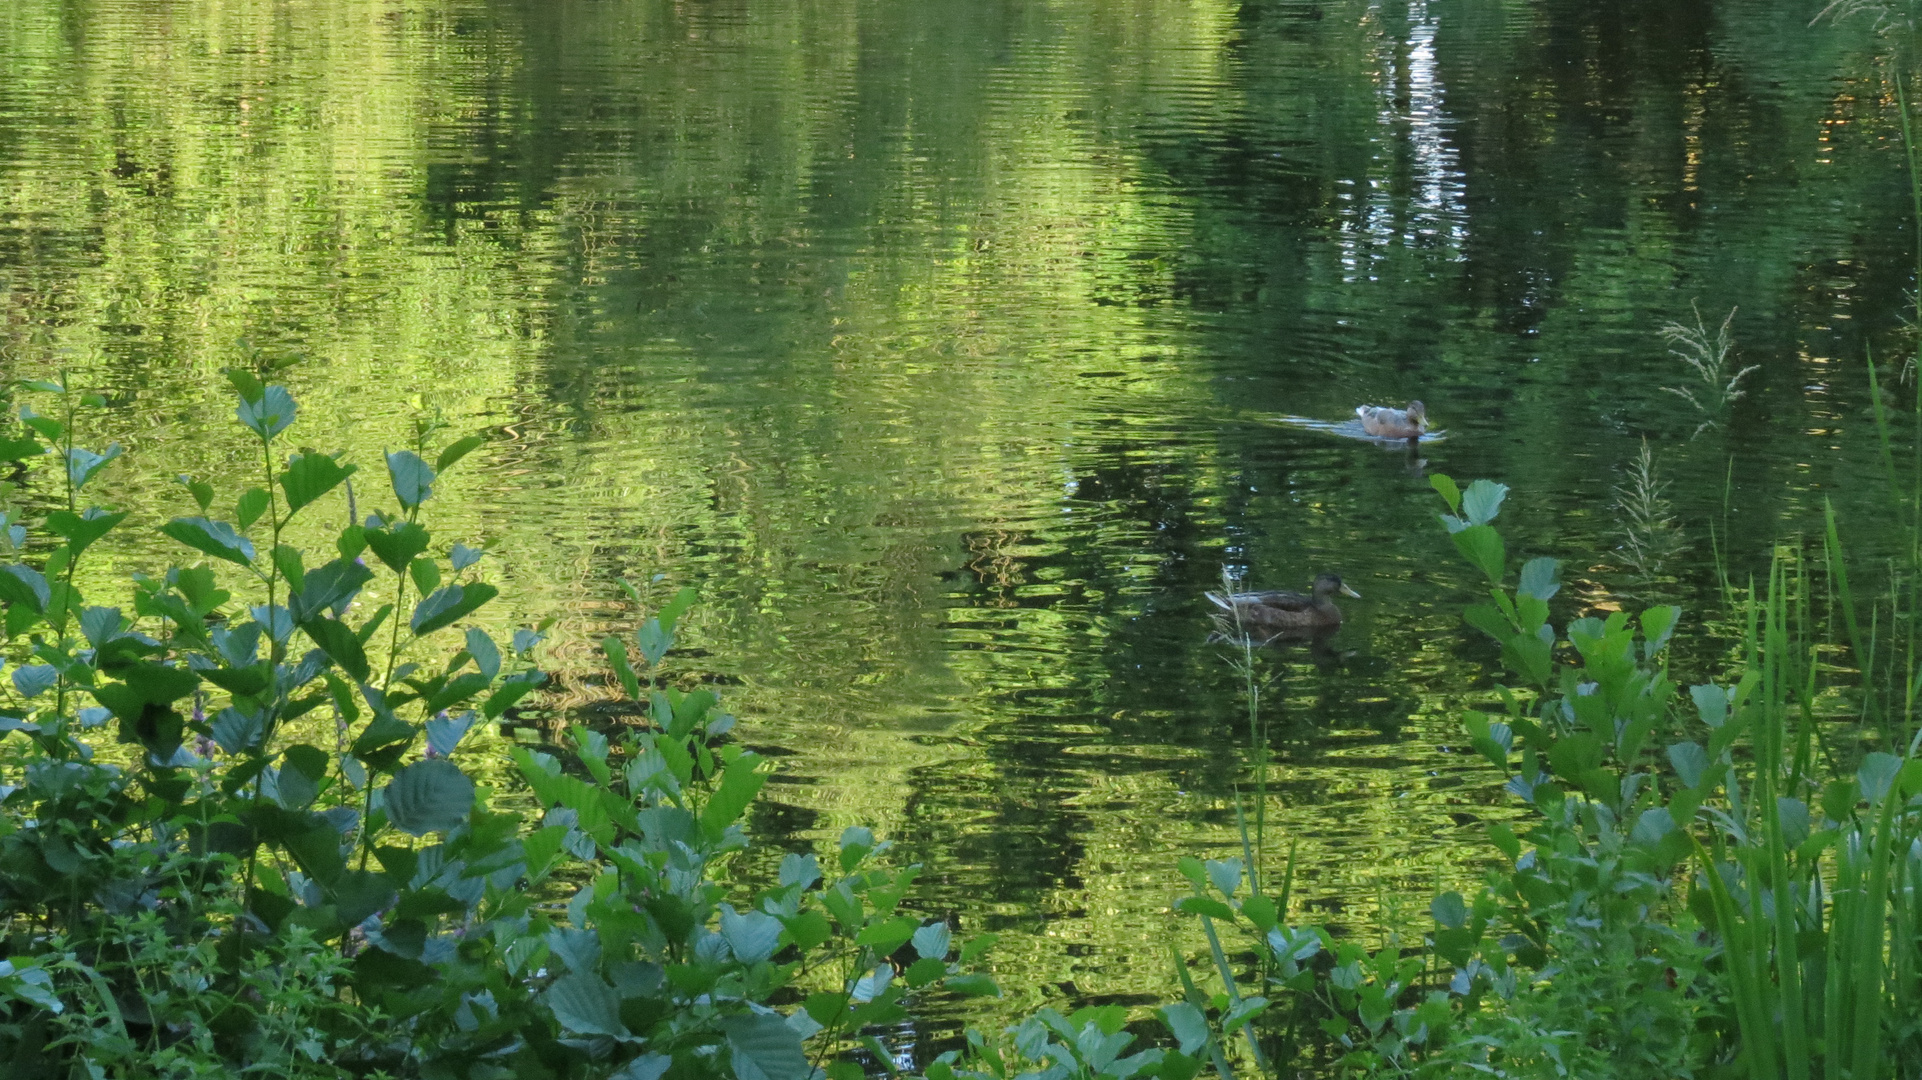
1451 525 1504 583
364 522 429 575
436 434 487 474
280 452 356 515
1174 896 1234 920
291 558 374 623
382 760 474 835
411 583 498 636
236 487 271 530
721 1012 811 1080
330 870 397 928
45 510 127 560
161 517 255 566
0 564 50 613
546 973 627 1037
1430 891 1467 929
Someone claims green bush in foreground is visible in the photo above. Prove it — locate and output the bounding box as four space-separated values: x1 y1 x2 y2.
0 375 996 1079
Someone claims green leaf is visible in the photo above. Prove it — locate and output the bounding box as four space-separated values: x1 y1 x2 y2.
65 444 122 490
1640 605 1681 656
410 583 499 636
237 386 297 440
1430 891 1467 929
0 426 44 463
856 916 919 951
1461 479 1508 525
408 556 440 596
1174 896 1235 920
657 586 698 633
0 564 51 612
364 522 429 575
382 760 474 835
330 870 397 928
1518 557 1560 601
722 1012 812 1080
236 487 271 530
436 434 487 474
291 558 374 623
941 972 1000 998
45 510 127 561
1451 525 1505 583
1158 1002 1211 1056
423 673 490 715
161 517 256 566
1429 473 1462 514
280 452 356 515
226 369 265 402
303 618 370 683
603 636 641 700
1486 821 1521 861
465 627 501 681
1859 752 1902 804
386 450 435 509
720 906 784 964
780 909 833 951
700 752 768 840
545 972 627 1038
912 921 952 960
119 661 200 704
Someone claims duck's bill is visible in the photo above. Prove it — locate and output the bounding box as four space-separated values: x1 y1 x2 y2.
1340 584 1361 598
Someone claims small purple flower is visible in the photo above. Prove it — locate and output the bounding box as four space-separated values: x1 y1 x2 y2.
193 733 218 758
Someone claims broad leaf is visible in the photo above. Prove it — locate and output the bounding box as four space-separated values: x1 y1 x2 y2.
291 558 374 623
280 452 356 515
411 583 499 636
436 434 487 473
0 564 51 612
237 385 297 440
382 759 474 835
1451 525 1505 584
720 905 783 965
45 509 127 561
161 517 255 566
236 487 271 530
386 451 436 510
721 1011 812 1080
545 973 626 1038
1518 557 1561 601
464 627 501 680
1460 479 1508 525
364 522 429 575
65 444 122 490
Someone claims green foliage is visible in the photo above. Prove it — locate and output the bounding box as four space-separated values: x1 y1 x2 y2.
0 378 989 1079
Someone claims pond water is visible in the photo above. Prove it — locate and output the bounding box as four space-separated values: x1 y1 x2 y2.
0 0 1914 1022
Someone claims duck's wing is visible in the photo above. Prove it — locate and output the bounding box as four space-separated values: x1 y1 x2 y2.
1221 589 1317 612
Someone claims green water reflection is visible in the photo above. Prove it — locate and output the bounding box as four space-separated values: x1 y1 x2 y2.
0 0 1914 1022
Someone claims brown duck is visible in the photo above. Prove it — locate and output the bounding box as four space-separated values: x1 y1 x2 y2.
1206 573 1360 631
1355 400 1427 440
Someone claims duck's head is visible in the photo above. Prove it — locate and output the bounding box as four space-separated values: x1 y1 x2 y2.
1405 400 1428 427
1313 573 1361 599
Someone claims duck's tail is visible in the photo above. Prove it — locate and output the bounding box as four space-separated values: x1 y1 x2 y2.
1204 592 1235 612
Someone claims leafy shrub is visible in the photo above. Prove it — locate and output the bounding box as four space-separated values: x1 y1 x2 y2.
0 375 995 1079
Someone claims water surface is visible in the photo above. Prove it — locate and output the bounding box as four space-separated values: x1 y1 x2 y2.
0 0 1912 1022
